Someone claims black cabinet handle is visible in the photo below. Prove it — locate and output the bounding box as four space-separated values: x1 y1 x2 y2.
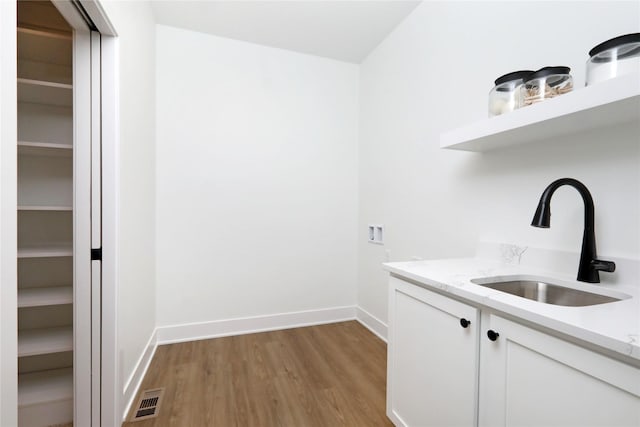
459 318 471 328
487 330 500 341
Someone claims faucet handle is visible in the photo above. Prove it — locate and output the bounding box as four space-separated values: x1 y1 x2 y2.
591 259 616 273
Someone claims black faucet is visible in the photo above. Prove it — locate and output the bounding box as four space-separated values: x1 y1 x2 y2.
531 178 615 283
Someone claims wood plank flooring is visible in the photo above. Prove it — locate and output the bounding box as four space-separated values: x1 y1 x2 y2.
123 321 392 427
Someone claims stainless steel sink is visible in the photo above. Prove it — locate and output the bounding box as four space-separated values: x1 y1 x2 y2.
470 278 625 307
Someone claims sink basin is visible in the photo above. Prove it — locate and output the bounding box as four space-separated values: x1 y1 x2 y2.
470 277 625 307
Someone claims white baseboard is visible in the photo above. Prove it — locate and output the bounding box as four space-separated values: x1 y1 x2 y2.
356 306 388 342
122 328 158 422
156 305 357 345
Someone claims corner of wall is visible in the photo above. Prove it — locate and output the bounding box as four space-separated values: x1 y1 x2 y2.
356 306 387 342
121 328 158 422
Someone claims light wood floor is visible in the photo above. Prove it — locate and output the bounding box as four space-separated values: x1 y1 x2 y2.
123 321 392 426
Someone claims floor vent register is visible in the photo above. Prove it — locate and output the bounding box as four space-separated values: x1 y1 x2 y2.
130 388 165 422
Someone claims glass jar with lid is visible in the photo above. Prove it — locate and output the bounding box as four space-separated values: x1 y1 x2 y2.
521 66 573 106
586 33 640 86
488 70 533 117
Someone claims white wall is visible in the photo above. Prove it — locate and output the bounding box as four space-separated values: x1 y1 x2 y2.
99 0 156 414
358 1 640 325
155 26 359 329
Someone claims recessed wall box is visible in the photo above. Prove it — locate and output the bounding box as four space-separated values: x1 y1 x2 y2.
368 224 384 245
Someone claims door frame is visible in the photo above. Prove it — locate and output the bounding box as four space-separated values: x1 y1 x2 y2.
82 3 119 425
0 1 18 426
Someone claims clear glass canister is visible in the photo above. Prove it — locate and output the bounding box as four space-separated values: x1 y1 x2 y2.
488 70 533 117
586 33 640 86
521 66 573 106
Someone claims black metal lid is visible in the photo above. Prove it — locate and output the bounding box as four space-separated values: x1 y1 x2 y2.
528 66 571 81
589 33 640 57
494 70 534 86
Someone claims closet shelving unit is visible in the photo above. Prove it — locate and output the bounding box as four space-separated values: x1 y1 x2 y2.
16 2 74 425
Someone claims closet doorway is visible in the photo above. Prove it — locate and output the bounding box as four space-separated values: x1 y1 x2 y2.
14 1 116 425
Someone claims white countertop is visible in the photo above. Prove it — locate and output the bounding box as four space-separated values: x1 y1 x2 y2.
383 255 640 362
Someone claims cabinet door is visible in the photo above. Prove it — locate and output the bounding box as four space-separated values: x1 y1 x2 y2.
387 277 479 427
480 313 640 427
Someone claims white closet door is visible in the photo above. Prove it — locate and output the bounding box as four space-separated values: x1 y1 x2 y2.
70 27 103 427
73 28 103 427
72 28 92 427
90 30 103 427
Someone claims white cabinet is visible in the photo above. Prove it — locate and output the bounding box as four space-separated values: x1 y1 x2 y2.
387 277 479 427
479 313 640 427
387 276 640 427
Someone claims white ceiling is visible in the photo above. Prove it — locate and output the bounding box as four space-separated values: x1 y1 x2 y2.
151 1 421 63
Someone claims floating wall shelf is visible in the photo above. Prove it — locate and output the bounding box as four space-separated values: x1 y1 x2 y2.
440 74 640 152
